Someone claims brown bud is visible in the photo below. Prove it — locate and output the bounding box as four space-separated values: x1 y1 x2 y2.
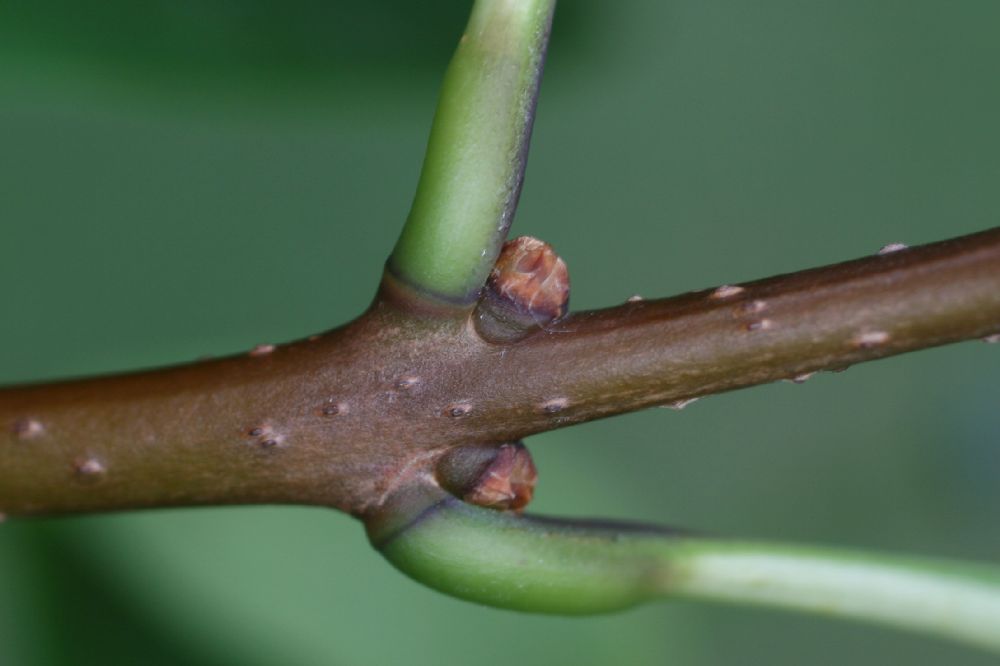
474 236 569 343
435 442 538 512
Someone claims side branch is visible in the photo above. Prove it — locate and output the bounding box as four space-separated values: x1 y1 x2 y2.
389 0 555 303
369 481 1000 653
477 227 1000 438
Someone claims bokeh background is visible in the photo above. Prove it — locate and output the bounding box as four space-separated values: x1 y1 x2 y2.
2 1 1000 664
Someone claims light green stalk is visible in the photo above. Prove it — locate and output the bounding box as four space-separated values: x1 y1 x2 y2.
388 0 555 302
368 487 1000 654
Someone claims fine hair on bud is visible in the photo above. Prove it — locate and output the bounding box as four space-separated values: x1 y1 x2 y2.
474 236 569 344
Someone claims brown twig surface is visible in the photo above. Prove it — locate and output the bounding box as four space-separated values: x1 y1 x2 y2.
2 226 999 519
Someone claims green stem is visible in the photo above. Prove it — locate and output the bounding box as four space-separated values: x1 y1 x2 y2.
388 0 555 303
669 543 1000 653
368 485 1000 654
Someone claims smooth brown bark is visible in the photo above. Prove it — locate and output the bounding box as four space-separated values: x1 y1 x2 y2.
2 227 999 519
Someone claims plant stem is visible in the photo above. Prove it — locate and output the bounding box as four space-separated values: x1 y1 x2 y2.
5 0 998 651
669 543 1000 653
369 484 1000 653
0 306 469 517
487 226 1000 435
388 0 555 303
2 228 999 517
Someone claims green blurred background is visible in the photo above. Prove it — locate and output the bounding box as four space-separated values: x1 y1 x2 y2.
2 1 999 664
